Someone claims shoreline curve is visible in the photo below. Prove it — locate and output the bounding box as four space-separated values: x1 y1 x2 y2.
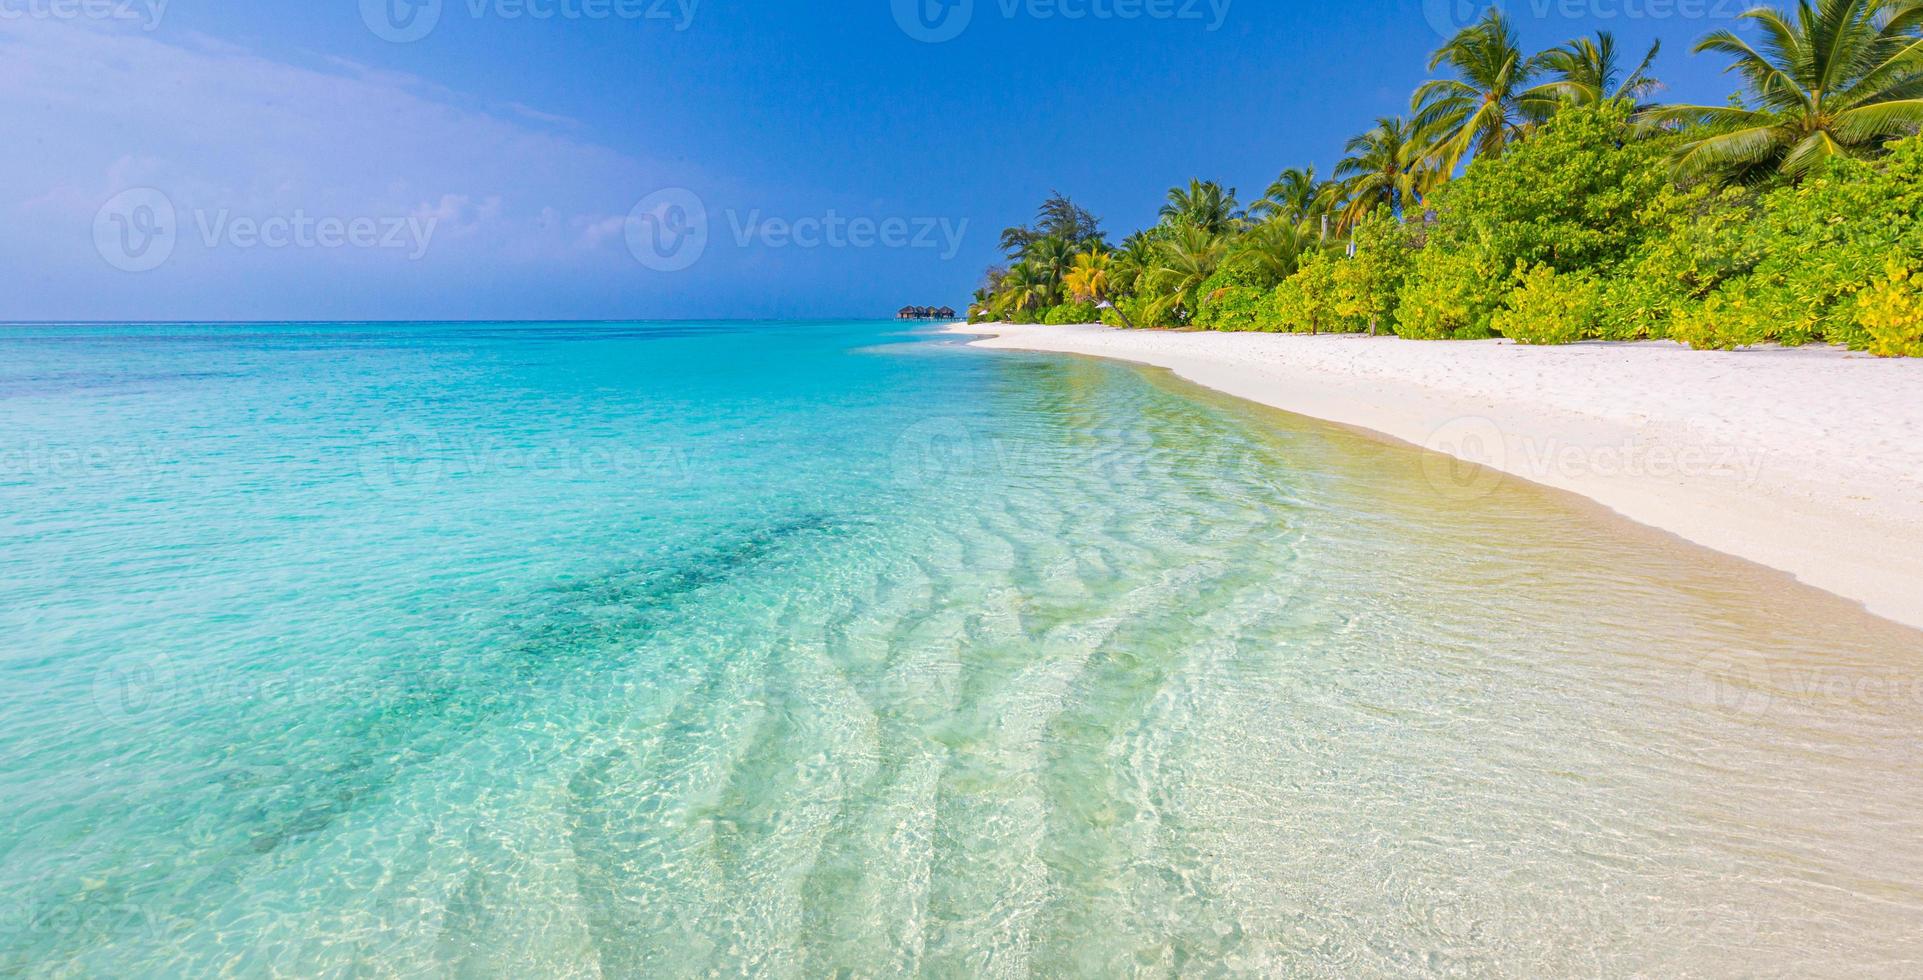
947 321 1923 632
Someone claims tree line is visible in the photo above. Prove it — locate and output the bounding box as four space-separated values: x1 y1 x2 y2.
970 0 1923 356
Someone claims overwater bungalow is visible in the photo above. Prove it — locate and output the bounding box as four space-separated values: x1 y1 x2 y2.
896 306 958 320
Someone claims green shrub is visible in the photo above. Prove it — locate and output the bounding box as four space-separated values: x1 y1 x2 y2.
1493 264 1602 345
1273 239 1408 335
1194 263 1281 330
1333 216 1415 334
1200 260 1273 294
1435 101 1674 274
1856 265 1923 357
1194 285 1281 331
1274 254 1342 333
1666 295 1760 350
1100 295 1161 329
1671 136 1923 350
1595 184 1761 341
1043 301 1100 325
1394 247 1506 339
1396 101 1674 341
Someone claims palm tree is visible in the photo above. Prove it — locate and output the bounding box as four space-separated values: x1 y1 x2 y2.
992 263 1050 317
969 267 1005 321
968 292 991 321
1230 218 1311 285
1145 222 1229 322
1159 179 1243 234
1252 167 1324 225
1413 7 1538 171
1108 230 1160 298
1334 117 1437 230
1063 249 1112 303
1023 236 1074 305
1117 230 1159 267
1647 0 1923 181
1524 32 1664 115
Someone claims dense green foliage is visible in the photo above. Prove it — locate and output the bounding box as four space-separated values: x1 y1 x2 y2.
1397 100 1673 340
970 2 1923 356
1492 265 1604 345
1043 300 1099 325
1858 267 1923 356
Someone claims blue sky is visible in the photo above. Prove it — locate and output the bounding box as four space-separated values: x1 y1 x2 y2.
2 0 1756 321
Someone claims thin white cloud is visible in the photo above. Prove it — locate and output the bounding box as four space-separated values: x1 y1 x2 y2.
0 18 682 279
412 194 506 238
573 214 629 249
504 101 583 129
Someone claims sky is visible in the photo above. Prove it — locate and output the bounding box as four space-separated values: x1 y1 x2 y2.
1 0 1760 322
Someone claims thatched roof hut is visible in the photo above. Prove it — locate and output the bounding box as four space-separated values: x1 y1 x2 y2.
896 306 958 320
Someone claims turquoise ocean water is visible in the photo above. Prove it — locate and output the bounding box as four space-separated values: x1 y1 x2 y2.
2 320 1921 976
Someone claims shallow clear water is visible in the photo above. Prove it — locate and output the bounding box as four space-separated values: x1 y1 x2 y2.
1 320 1920 977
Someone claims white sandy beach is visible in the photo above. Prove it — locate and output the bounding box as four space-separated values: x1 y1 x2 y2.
950 322 1923 631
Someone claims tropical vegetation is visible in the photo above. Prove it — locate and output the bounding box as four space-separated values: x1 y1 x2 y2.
968 0 1923 356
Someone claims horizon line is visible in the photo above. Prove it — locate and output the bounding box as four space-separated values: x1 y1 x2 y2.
0 316 968 327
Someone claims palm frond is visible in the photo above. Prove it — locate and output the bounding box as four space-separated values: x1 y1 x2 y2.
1833 97 1923 140
1670 0 1923 181
1779 126 1851 176
1673 122 1797 176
